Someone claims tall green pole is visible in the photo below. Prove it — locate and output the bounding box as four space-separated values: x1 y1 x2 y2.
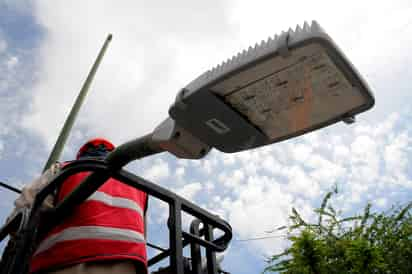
43 34 112 172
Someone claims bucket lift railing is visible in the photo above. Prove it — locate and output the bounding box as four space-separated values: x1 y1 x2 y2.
0 159 232 274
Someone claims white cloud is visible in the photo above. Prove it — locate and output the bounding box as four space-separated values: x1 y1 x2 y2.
383 132 412 187
0 140 4 159
350 135 380 184
0 53 27 155
333 144 350 164
0 39 6 54
307 155 346 187
219 175 294 254
201 159 214 175
375 197 388 208
261 155 282 176
142 158 170 182
176 159 189 167
284 166 321 199
205 181 215 193
6 56 18 69
219 168 245 191
175 166 185 178
291 143 313 164
384 133 410 174
176 182 202 201
222 154 236 166
372 112 400 137
351 135 377 156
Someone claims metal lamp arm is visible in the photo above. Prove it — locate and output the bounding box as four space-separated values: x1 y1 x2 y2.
105 134 163 169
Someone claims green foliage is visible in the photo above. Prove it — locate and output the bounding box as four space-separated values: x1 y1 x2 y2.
264 192 412 274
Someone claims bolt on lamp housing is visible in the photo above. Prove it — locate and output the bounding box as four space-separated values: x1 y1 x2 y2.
168 21 374 153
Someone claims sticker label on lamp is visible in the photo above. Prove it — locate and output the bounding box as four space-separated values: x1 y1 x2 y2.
206 118 231 134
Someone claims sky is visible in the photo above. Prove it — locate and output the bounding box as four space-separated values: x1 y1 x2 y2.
0 1 412 273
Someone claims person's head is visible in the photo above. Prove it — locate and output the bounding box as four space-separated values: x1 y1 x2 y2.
76 138 115 160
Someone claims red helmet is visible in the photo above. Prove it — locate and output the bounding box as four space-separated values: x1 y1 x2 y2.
76 138 115 159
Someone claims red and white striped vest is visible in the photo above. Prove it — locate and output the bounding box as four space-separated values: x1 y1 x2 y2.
30 170 147 273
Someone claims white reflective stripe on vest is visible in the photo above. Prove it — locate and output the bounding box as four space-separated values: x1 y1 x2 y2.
34 226 145 256
87 191 144 217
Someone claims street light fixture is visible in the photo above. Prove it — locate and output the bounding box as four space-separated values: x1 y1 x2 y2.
106 21 375 165
167 21 374 155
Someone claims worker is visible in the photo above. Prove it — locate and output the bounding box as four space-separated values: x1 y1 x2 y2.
9 138 148 274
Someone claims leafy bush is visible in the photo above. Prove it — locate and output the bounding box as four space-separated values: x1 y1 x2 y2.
264 191 412 274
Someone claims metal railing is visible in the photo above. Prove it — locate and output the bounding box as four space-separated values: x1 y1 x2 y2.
0 159 232 274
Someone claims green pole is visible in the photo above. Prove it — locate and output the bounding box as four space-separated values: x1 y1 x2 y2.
42 34 113 172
